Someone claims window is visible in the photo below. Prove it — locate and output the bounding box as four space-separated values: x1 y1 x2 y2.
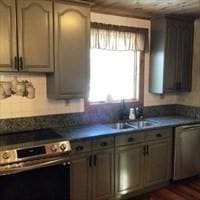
89 49 140 102
89 22 148 103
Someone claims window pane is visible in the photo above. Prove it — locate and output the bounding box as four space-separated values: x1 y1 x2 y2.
89 49 140 102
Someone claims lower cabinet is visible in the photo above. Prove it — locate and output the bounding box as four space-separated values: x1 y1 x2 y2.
115 129 172 198
70 137 115 200
70 153 92 200
70 129 172 199
115 144 144 195
144 140 172 187
92 149 114 200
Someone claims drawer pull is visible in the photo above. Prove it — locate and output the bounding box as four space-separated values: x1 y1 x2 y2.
156 133 162 137
128 137 135 142
76 145 84 151
100 142 108 147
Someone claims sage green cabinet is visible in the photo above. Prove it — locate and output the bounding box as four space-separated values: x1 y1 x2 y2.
92 149 114 200
115 144 144 196
0 0 53 72
144 139 172 187
0 0 17 71
70 137 114 200
47 1 90 99
70 153 92 200
17 0 54 72
150 16 194 94
115 129 172 198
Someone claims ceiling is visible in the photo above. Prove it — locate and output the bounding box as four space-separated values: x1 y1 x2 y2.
86 0 200 19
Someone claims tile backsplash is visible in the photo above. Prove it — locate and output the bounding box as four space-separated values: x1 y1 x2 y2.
0 73 84 119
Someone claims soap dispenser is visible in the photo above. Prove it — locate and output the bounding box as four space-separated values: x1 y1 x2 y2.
129 108 136 121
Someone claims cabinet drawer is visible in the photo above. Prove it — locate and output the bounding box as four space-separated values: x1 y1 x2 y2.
92 136 114 150
116 132 144 146
145 128 172 141
70 140 92 155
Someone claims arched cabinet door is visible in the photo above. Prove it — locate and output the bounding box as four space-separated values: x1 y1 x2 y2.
17 0 54 72
47 1 90 99
0 0 17 71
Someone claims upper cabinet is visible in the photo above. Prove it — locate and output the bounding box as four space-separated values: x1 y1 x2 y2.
0 0 53 72
0 0 17 71
149 17 194 94
17 0 54 72
47 1 90 99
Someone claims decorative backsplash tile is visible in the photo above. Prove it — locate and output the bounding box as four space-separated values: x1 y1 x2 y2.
0 73 84 119
0 77 35 99
0 104 177 134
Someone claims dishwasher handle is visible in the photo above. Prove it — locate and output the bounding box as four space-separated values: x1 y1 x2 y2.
177 124 200 132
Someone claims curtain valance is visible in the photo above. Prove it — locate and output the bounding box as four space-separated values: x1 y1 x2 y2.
91 22 149 52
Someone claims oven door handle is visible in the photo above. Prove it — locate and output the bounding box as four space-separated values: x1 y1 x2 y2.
0 157 70 176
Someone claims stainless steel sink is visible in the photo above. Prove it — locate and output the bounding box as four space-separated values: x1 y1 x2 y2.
110 122 133 130
127 120 157 128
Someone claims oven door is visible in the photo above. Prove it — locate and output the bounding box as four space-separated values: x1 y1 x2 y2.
0 157 70 200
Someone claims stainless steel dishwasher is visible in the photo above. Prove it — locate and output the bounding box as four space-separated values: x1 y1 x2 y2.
173 124 200 180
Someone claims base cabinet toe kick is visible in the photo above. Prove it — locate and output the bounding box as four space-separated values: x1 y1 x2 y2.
69 128 173 200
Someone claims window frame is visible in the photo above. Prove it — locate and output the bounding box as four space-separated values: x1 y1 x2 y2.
86 51 144 107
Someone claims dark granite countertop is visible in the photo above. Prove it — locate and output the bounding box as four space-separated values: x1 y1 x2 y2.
56 115 200 141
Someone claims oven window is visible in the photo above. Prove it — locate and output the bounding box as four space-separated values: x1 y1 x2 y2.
0 164 70 200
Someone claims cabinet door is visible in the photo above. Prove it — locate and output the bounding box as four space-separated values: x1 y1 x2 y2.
115 144 144 196
48 2 90 99
144 139 172 187
176 21 193 92
92 149 114 200
17 0 53 72
164 20 179 92
70 153 92 200
0 0 17 71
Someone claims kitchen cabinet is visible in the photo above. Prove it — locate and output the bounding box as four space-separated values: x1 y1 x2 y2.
149 16 194 94
17 0 54 72
0 0 53 72
70 137 114 200
144 139 172 187
115 128 172 198
0 0 17 71
47 1 90 99
70 153 92 200
115 144 144 195
92 149 114 200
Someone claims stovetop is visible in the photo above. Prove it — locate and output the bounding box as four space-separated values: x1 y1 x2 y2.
0 129 62 147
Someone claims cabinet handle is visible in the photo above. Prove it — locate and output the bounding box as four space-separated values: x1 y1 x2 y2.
147 145 149 155
75 145 84 151
100 142 108 147
19 57 23 70
143 145 146 156
156 133 162 138
14 56 19 70
176 82 182 90
93 154 97 166
89 155 92 167
128 137 135 142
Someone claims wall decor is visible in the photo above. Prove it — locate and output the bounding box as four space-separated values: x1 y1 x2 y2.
0 77 35 99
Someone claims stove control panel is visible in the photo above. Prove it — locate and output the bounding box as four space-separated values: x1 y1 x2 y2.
0 141 71 165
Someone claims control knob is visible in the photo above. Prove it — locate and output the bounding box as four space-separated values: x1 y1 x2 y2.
51 144 58 152
60 143 67 151
2 152 10 160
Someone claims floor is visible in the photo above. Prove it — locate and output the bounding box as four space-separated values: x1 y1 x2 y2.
133 178 200 200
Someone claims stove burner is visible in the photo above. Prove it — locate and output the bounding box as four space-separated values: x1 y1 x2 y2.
0 129 62 147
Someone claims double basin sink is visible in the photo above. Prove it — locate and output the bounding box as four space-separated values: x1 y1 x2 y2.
110 120 158 130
